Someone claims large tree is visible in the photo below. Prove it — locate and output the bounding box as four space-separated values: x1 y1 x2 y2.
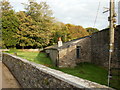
23 0 54 47
16 11 36 48
1 0 19 48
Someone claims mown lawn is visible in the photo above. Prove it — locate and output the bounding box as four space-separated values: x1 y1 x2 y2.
5 49 119 89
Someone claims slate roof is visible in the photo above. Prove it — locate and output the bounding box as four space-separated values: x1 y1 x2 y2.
45 35 91 50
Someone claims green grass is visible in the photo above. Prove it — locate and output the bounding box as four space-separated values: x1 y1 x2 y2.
5 49 53 67
5 49 120 89
54 63 108 85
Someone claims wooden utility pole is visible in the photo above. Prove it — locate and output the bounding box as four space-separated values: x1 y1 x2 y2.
108 0 116 87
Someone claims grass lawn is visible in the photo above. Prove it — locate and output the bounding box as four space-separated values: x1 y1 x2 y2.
4 49 119 89
55 63 108 85
5 49 53 67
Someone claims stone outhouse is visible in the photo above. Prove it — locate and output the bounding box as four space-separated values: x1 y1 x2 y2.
45 36 91 68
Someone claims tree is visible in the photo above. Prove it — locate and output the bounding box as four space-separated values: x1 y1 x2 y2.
1 0 19 48
23 0 54 47
16 11 36 48
86 27 99 35
50 23 90 45
50 22 70 44
66 24 89 40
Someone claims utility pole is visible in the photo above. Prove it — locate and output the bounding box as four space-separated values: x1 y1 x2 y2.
108 0 116 87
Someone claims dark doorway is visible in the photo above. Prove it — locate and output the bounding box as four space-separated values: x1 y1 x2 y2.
76 46 81 59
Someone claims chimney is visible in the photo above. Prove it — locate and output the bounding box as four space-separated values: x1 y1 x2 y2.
58 37 63 47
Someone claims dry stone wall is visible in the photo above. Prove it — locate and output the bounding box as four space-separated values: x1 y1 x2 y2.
2 53 111 89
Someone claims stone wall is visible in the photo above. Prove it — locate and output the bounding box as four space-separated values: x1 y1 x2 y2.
117 26 120 65
91 26 120 68
45 49 58 66
2 53 111 89
75 37 91 63
59 45 76 68
91 29 109 67
58 36 91 68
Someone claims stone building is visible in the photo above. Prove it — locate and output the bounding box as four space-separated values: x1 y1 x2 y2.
45 25 120 68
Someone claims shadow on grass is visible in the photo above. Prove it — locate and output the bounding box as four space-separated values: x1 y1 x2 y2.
34 52 54 67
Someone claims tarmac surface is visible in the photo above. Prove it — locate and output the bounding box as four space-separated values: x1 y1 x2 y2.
0 62 21 89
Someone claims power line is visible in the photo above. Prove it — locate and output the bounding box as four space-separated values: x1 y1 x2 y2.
93 1 101 28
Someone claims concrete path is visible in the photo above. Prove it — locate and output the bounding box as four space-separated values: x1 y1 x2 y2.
0 62 21 89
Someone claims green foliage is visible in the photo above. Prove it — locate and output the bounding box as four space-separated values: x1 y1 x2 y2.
1 0 20 48
16 11 36 48
23 0 54 47
50 22 69 44
66 24 89 40
1 0 96 49
50 23 89 45
86 27 99 35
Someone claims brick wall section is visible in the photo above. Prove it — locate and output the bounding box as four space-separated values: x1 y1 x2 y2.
2 53 111 89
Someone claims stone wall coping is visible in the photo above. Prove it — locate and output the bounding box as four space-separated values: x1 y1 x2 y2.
3 53 113 89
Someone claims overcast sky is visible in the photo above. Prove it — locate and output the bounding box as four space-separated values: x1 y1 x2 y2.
9 0 119 30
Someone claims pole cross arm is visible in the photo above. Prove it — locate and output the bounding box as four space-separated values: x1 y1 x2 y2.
103 7 110 13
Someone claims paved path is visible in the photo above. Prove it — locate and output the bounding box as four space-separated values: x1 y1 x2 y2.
0 62 21 89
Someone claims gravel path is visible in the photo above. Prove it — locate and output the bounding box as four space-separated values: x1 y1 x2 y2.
0 62 21 89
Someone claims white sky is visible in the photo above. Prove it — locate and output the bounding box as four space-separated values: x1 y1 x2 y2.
9 0 119 30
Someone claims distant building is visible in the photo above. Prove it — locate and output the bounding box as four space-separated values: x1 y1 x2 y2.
45 25 120 68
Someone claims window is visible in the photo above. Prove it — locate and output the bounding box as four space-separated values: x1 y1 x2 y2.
76 46 81 58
